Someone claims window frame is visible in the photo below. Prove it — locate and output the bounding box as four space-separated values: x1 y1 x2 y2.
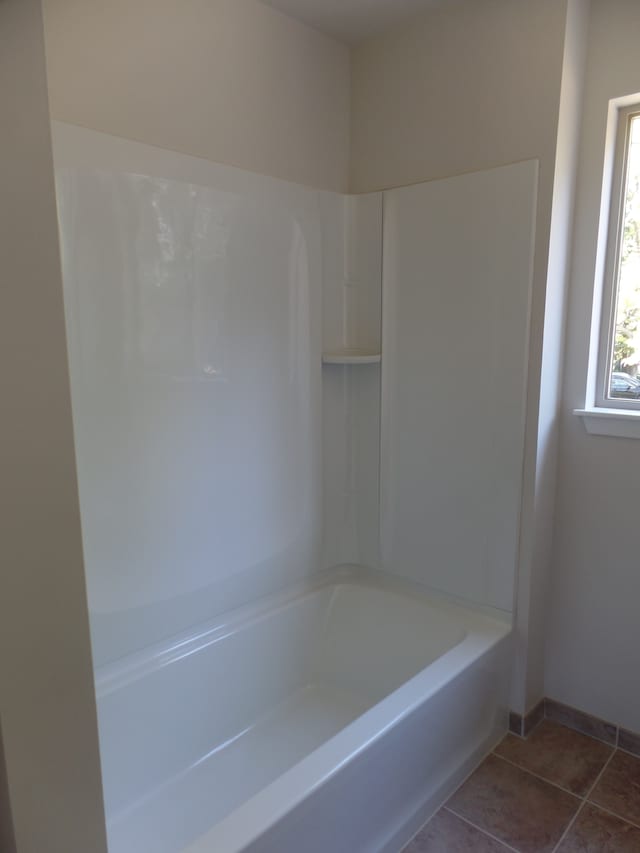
595 102 640 411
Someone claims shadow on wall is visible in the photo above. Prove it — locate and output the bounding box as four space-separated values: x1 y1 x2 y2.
0 721 16 853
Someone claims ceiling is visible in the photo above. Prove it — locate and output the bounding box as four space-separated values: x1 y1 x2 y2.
261 0 448 44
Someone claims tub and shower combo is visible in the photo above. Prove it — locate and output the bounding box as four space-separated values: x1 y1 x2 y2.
54 123 536 852
98 570 511 853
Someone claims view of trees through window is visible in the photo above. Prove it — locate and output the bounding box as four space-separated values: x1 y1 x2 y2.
610 113 640 400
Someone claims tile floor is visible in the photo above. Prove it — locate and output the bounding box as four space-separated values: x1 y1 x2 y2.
403 719 640 852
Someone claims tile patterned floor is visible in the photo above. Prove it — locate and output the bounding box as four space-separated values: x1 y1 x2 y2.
403 719 640 852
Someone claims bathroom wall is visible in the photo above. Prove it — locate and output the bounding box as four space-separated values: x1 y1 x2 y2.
350 0 589 713
321 194 383 569
0 724 15 853
42 0 361 671
546 0 640 733
40 0 371 677
54 122 344 667
519 0 590 717
380 162 537 613
0 2 107 850
43 0 350 192
39 0 611 727
350 0 568 194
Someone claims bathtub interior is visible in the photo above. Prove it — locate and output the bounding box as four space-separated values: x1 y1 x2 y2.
98 578 486 852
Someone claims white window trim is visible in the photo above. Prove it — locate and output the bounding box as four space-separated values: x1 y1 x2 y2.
576 97 640 438
594 103 640 410
575 405 640 438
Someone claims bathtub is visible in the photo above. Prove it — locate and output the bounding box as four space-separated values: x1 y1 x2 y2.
96 567 511 853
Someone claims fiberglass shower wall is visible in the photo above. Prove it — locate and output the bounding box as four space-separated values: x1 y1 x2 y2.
54 119 537 669
321 192 383 571
380 160 538 613
53 122 333 666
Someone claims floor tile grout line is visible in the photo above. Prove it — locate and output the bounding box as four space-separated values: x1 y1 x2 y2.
586 798 640 831
550 800 587 853
491 751 587 800
442 806 522 852
616 744 640 759
402 729 640 853
400 731 510 851
550 748 618 853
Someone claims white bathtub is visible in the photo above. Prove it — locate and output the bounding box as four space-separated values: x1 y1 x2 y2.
96 568 511 853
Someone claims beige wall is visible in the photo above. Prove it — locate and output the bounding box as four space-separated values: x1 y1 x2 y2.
349 0 568 194
0 724 15 853
0 1 108 850
517 0 590 713
546 0 640 733
42 0 350 192
350 0 589 714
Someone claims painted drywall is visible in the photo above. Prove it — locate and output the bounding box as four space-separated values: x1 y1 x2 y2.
350 0 589 713
0 725 15 853
515 0 590 714
0 2 107 851
42 0 350 192
350 0 568 194
546 0 640 733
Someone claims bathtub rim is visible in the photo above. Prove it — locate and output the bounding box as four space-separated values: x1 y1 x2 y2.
94 564 511 698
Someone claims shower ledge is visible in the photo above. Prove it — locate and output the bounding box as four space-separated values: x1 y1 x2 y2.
322 348 381 365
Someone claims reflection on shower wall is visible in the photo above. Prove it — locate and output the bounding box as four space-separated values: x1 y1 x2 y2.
53 123 331 666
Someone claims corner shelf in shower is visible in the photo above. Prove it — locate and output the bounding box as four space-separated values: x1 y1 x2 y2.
322 348 381 365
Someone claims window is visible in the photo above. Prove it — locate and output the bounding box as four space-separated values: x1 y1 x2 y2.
597 105 640 409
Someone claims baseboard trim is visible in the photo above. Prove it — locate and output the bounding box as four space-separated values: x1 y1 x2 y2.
509 697 640 756
508 698 544 738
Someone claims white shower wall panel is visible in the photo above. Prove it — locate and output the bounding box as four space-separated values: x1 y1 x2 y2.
53 122 332 666
381 161 538 612
320 192 382 570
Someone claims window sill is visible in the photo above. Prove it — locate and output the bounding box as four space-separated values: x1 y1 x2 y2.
574 407 640 439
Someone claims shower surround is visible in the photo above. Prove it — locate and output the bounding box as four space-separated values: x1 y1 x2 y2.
53 122 537 852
